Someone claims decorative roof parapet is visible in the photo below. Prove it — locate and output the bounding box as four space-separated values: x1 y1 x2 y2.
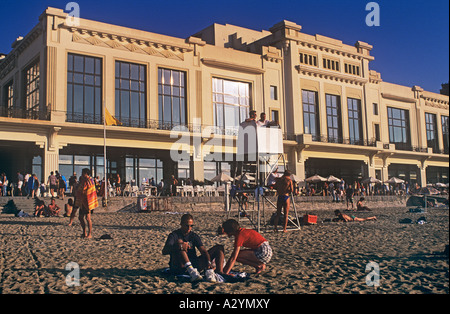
295 64 368 86
63 24 193 54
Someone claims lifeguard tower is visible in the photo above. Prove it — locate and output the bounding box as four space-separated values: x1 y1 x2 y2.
229 121 301 232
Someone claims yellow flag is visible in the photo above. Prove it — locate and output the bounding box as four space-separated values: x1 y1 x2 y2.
105 107 122 126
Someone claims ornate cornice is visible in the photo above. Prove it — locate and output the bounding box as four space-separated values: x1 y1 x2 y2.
295 64 368 86
62 24 193 60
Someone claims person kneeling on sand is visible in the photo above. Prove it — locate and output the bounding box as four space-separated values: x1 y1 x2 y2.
162 214 225 282
33 200 46 217
334 210 376 222
220 219 272 275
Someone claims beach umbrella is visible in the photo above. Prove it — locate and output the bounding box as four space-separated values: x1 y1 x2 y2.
211 172 233 182
385 177 405 184
305 174 327 183
290 174 303 182
235 173 255 181
362 176 382 184
326 175 341 183
418 187 440 195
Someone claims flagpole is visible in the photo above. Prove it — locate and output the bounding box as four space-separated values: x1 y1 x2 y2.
103 101 108 206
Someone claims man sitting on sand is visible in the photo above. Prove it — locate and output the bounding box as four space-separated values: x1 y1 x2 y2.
220 219 272 275
334 210 376 222
47 198 61 217
162 214 225 282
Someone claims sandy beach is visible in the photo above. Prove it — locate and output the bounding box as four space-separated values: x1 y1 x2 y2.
0 204 448 294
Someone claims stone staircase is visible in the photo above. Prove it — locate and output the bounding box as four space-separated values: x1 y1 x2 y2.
0 196 69 216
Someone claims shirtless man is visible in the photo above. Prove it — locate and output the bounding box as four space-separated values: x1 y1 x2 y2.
47 198 61 216
334 210 376 222
273 170 294 232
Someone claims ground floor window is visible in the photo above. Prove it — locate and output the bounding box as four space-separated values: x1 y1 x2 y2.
305 158 366 185
388 164 420 186
125 157 164 186
32 155 42 182
426 166 449 184
59 154 104 182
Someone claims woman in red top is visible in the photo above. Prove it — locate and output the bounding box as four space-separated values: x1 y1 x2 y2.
221 219 272 275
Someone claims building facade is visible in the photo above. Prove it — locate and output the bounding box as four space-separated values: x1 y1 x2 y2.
0 8 448 187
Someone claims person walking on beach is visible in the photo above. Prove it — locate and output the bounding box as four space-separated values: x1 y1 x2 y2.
74 168 98 238
273 170 294 232
334 210 376 222
346 184 355 210
162 214 224 282
221 219 272 275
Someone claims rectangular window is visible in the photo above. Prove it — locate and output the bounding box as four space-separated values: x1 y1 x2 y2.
177 160 190 181
1 81 14 117
425 113 438 152
213 77 250 134
347 98 363 145
441 115 449 154
344 63 361 76
302 90 320 139
3 81 14 108
299 52 317 67
323 58 340 71
67 54 102 124
374 124 380 142
387 107 411 150
373 103 378 115
158 68 187 127
115 61 147 128
270 85 278 100
271 109 279 125
325 94 342 143
25 61 40 111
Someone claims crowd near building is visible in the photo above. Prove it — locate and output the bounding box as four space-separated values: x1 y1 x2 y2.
0 7 448 194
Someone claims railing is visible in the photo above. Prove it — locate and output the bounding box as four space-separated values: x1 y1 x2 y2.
311 134 377 147
0 106 50 120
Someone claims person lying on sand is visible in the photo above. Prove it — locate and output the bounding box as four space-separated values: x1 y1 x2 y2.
334 210 376 222
162 214 224 282
220 219 272 275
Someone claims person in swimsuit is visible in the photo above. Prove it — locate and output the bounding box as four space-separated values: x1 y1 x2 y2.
334 210 376 222
273 170 294 232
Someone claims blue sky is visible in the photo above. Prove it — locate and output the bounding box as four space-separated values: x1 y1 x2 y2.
0 0 448 93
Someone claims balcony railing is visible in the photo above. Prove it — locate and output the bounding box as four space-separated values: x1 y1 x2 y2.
62 112 450 155
311 135 377 147
0 106 50 120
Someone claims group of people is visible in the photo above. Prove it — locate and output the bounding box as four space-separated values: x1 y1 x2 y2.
33 168 99 239
0 171 43 198
47 171 68 200
162 214 272 282
245 111 279 127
